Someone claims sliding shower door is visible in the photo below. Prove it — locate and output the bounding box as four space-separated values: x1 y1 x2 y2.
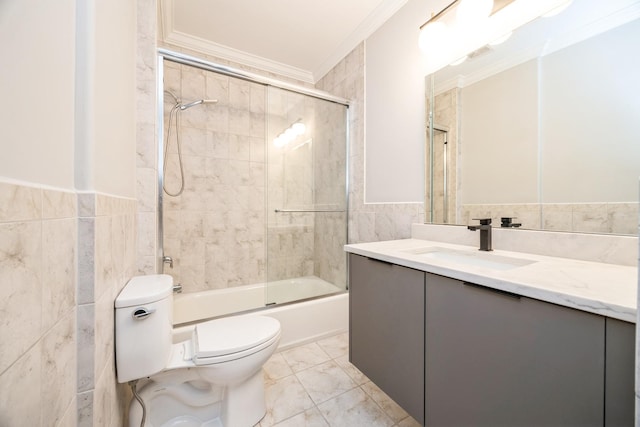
265 86 348 305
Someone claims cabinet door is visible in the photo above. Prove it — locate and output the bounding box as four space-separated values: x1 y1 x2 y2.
425 274 605 427
349 254 425 424
605 318 635 427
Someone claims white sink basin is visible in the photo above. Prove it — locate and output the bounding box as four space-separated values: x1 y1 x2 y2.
403 247 536 271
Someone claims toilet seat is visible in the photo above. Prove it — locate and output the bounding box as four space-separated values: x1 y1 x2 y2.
192 316 281 366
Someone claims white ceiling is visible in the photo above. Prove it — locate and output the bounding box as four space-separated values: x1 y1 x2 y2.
158 0 409 83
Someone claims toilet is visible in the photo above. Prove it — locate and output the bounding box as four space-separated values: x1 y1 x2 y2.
115 274 281 427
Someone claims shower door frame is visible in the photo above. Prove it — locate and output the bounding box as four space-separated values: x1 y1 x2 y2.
156 49 351 300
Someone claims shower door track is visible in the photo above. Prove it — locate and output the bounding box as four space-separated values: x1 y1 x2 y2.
158 48 350 106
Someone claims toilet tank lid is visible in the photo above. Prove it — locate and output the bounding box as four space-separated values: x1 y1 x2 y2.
115 274 173 308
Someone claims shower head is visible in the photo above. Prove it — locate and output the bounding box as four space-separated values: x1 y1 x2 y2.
179 99 218 110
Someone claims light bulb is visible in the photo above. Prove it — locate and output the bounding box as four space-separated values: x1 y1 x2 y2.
292 122 306 135
542 0 573 18
284 128 296 140
456 0 494 26
273 136 286 147
419 21 448 54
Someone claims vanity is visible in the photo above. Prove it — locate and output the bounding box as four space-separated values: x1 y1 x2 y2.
345 225 637 427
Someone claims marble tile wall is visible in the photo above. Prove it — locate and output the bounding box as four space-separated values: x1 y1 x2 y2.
77 192 137 427
316 43 425 245
137 0 159 276
0 181 78 426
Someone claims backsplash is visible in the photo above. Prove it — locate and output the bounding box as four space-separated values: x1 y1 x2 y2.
412 223 638 266
461 202 638 235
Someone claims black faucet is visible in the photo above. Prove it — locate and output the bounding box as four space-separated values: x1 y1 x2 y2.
500 217 522 228
468 218 493 251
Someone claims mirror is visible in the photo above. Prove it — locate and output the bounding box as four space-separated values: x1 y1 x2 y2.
426 0 640 235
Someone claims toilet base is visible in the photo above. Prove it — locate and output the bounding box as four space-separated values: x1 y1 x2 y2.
221 370 267 427
128 371 268 427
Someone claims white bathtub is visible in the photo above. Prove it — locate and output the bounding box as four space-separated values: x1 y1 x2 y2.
173 276 349 350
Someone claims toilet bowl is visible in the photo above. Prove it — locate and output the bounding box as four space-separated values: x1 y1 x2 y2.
115 275 281 427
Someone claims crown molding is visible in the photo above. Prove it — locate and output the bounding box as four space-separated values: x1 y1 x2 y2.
164 30 315 83
159 0 408 84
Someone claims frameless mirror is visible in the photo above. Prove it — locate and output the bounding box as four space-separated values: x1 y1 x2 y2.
426 0 640 235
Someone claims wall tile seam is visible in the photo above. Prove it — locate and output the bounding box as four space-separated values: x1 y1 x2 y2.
55 396 77 427
0 305 75 380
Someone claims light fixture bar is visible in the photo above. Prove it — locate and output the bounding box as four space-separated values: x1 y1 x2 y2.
419 0 459 30
419 0 517 30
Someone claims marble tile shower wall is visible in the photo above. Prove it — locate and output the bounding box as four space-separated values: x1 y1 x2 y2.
312 98 348 288
77 192 137 427
135 0 159 276
266 89 323 282
316 43 425 244
0 182 78 426
161 60 268 291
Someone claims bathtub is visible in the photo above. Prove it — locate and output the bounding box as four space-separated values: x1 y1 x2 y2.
173 276 349 350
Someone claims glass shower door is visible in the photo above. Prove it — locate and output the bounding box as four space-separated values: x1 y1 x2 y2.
265 86 348 305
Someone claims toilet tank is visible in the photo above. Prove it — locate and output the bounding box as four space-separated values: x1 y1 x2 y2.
115 274 174 383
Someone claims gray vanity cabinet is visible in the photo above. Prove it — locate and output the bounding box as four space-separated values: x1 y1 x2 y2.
424 273 605 427
605 318 635 426
349 254 425 424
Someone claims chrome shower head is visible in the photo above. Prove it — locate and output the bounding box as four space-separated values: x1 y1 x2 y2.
179 99 218 110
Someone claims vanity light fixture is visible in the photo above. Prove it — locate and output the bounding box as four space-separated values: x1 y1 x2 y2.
419 0 575 74
273 120 306 148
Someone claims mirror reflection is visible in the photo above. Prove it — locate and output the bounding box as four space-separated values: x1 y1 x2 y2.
426 0 640 235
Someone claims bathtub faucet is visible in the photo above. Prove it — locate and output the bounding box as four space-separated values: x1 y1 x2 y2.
162 255 174 269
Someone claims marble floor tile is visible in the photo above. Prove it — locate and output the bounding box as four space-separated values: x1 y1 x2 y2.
296 360 357 404
264 352 294 382
268 407 329 427
361 381 408 423
260 333 415 427
316 332 349 359
334 355 369 385
281 342 331 372
262 374 315 426
317 387 394 427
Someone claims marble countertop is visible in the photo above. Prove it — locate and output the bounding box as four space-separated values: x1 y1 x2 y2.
345 239 637 323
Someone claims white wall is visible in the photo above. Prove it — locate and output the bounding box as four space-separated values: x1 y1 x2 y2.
0 0 137 198
541 18 640 203
0 0 76 189
93 0 137 197
365 0 442 203
460 60 539 204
